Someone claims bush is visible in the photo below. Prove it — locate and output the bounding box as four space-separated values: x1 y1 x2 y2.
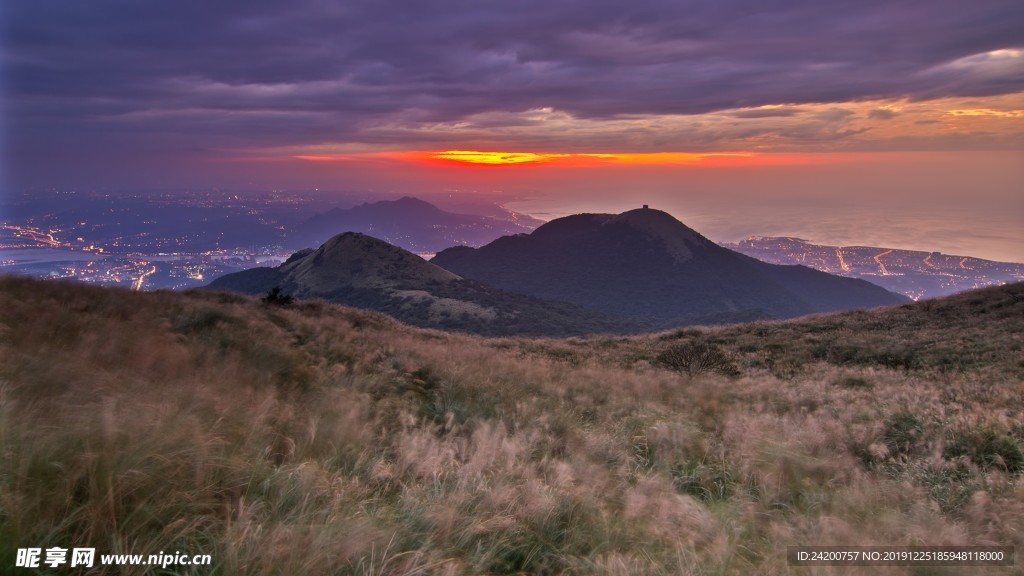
945 427 1024 472
262 286 295 306
883 412 925 457
834 375 873 389
656 341 739 377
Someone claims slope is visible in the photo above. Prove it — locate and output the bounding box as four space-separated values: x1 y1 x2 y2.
2 276 1021 574
433 207 908 328
208 231 633 337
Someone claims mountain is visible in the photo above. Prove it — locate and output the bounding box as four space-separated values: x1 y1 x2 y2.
291 196 539 253
432 207 909 328
207 231 633 336
724 236 1024 300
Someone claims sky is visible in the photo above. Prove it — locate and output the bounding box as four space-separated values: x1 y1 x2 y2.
2 0 1023 260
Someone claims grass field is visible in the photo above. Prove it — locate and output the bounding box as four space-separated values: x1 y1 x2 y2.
1 276 1022 574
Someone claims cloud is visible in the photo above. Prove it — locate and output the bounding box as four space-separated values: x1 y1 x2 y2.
731 107 803 119
815 108 858 122
4 0 1024 186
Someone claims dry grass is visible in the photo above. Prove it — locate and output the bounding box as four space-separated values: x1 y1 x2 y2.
1 276 1022 575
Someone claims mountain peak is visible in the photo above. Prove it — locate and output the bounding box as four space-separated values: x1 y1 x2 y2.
353 196 445 216
294 196 539 253
432 206 908 329
388 196 438 209
281 231 459 288
395 195 430 204
607 207 711 262
207 231 633 336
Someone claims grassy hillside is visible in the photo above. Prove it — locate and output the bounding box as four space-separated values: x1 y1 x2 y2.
209 233 634 337
1 276 1022 575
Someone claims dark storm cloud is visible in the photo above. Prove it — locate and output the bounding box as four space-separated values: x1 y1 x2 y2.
3 0 1023 176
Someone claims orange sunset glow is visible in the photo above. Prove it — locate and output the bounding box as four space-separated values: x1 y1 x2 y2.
427 150 570 165
419 150 820 167
423 150 760 166
292 150 820 168
296 150 756 166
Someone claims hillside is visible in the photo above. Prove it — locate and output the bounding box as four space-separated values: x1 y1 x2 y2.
2 276 1021 575
433 208 908 328
292 196 539 253
207 232 633 337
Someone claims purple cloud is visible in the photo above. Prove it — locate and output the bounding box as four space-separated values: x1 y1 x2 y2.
3 0 1023 186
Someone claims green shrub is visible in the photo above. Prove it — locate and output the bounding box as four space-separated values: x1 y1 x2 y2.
945 426 1024 472
670 460 736 502
884 412 926 457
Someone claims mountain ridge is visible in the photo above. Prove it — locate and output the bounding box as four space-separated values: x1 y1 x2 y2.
432 207 908 328
208 231 635 337
292 196 539 253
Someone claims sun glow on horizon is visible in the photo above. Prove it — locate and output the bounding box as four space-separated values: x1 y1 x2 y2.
417 150 764 166
427 150 571 165
286 149 835 168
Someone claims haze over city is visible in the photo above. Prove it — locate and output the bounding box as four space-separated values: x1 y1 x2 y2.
3 0 1023 261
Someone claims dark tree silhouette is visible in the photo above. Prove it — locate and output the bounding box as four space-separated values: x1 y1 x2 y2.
262 286 295 306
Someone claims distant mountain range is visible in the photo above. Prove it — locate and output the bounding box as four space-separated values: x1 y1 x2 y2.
433 208 908 330
208 231 633 337
209 206 908 336
291 196 541 253
725 237 1024 300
